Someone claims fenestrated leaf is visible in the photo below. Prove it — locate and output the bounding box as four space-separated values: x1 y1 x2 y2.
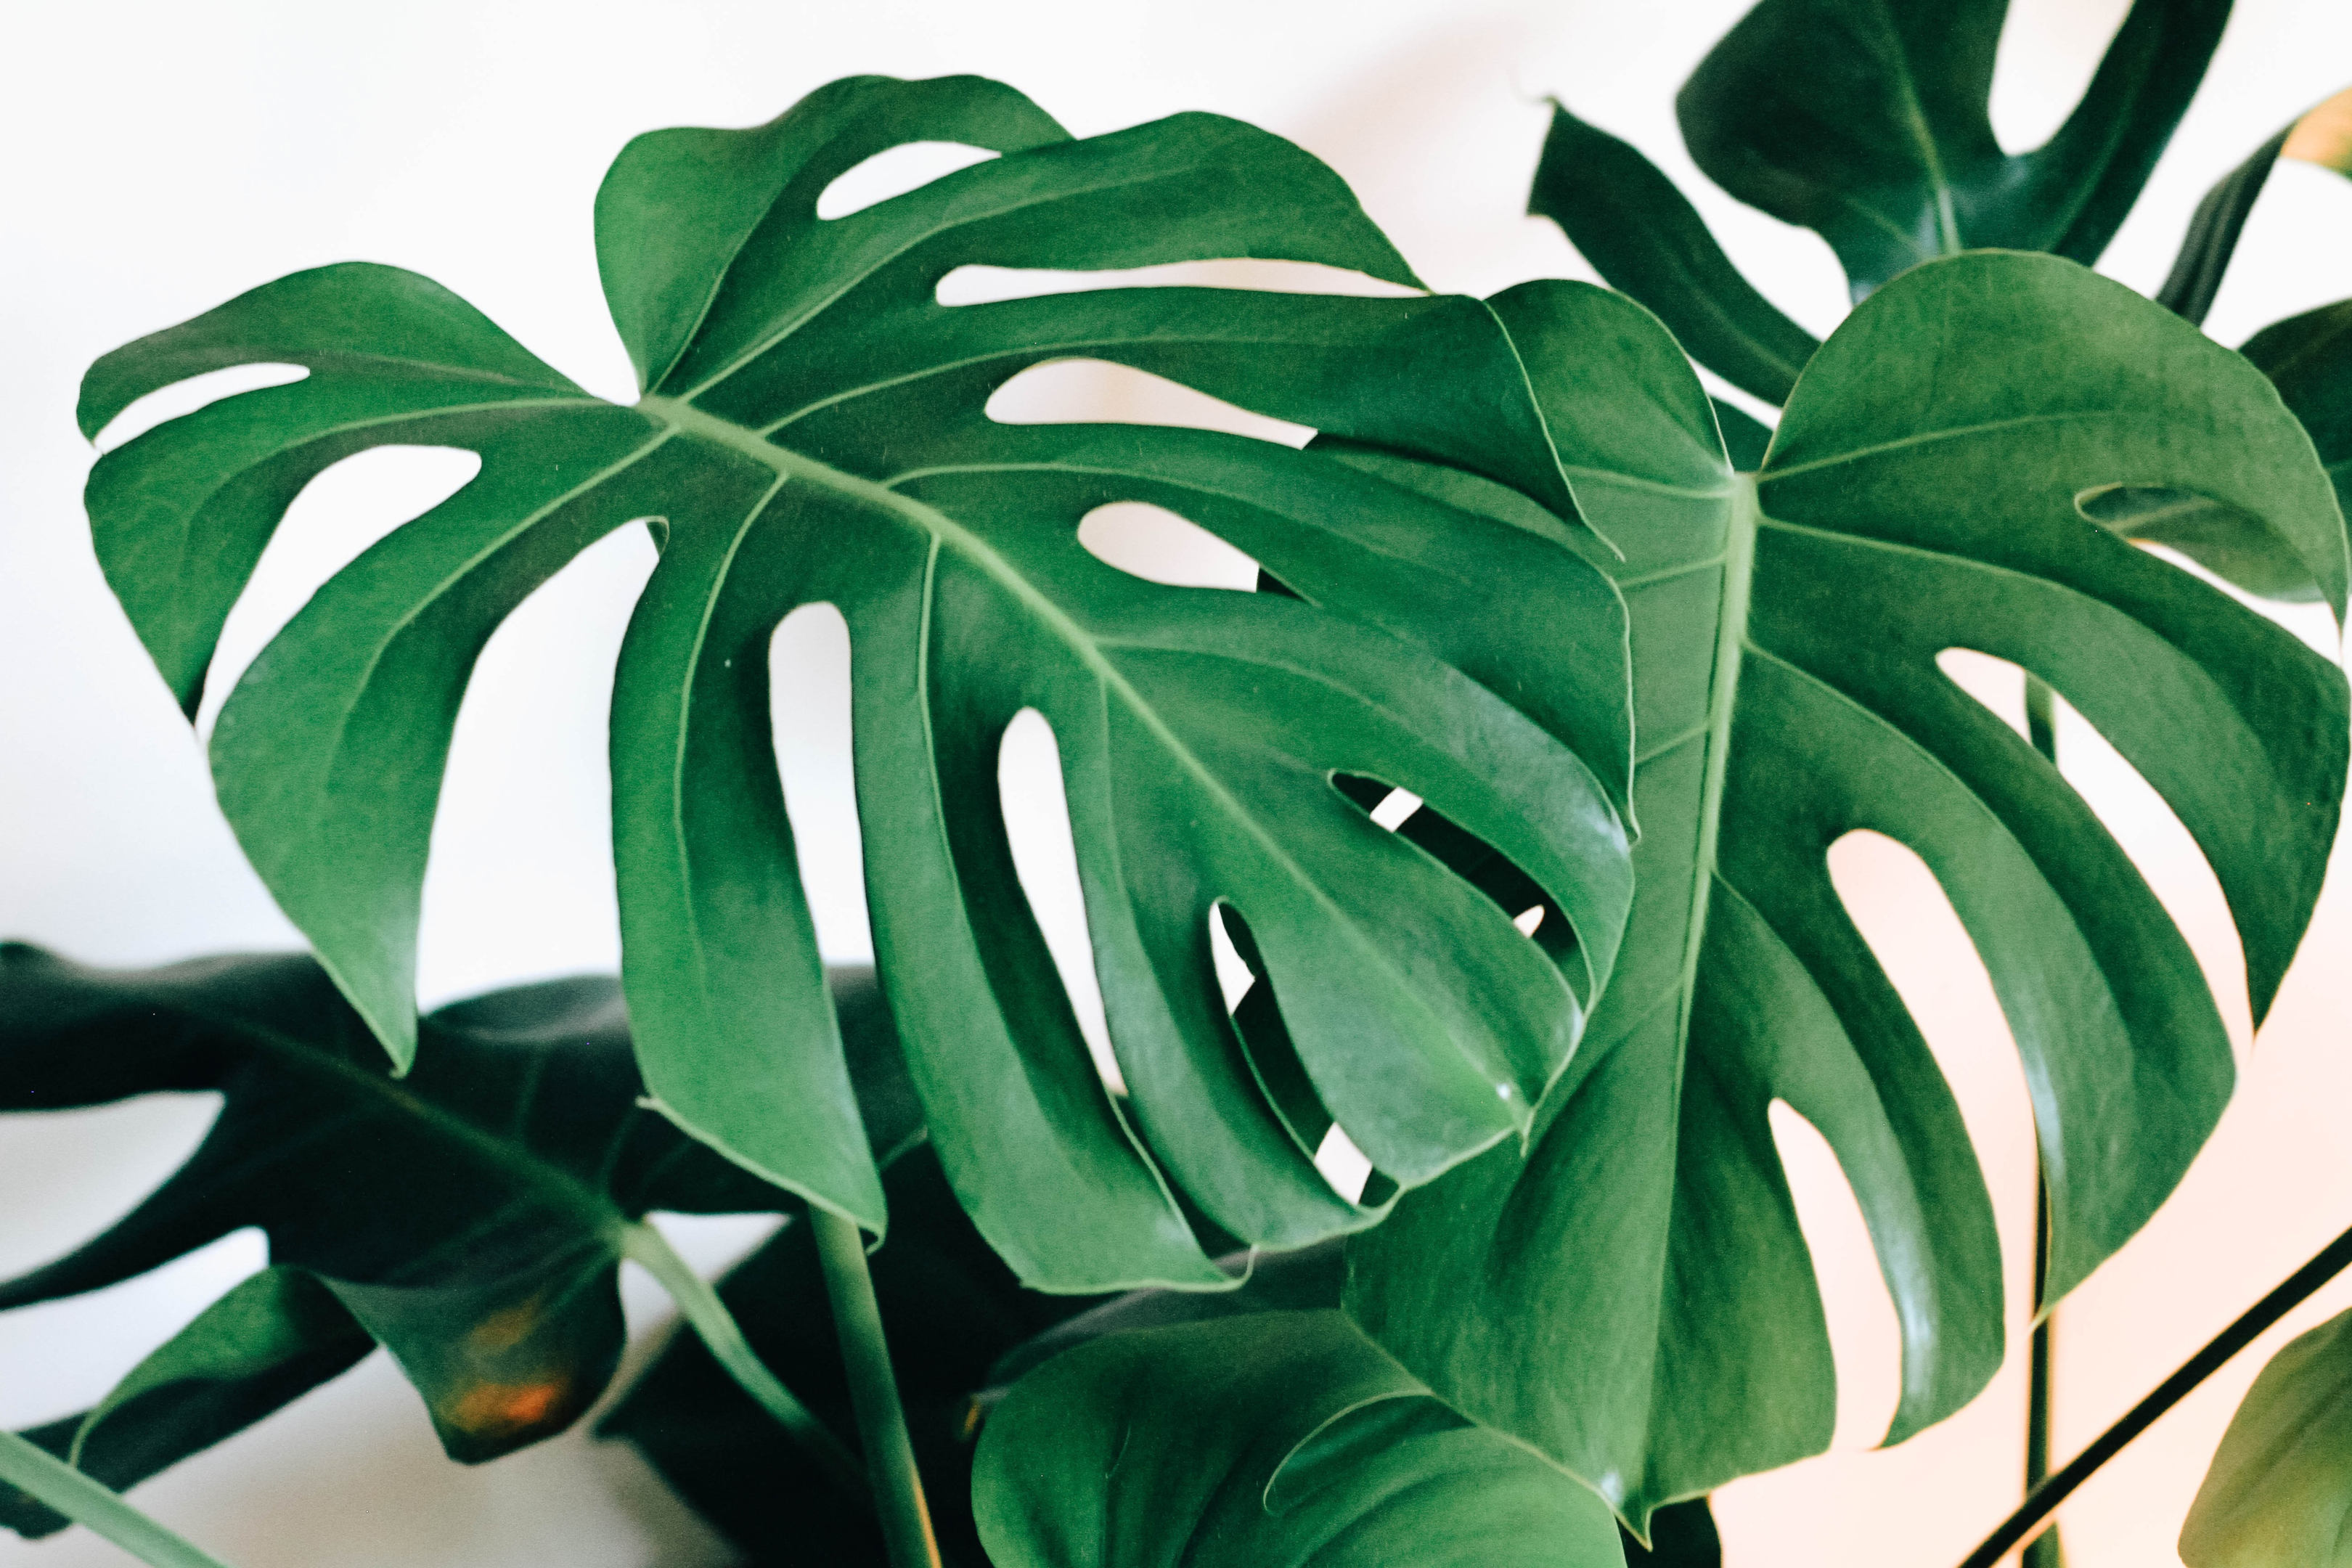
81 73 1636 1294
1342 253 2349 1529
1678 0 2229 299
1529 100 1819 407
972 1311 1626 1568
602 1143 1107 1568
2181 1304 2352 1566
0 943 918 1511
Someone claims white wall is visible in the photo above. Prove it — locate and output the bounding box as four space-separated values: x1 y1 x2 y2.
2 1 2349 1563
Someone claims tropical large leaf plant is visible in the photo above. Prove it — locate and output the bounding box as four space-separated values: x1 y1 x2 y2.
7 2 2352 1567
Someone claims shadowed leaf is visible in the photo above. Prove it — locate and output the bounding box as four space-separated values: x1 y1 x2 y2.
2182 1304 2352 1566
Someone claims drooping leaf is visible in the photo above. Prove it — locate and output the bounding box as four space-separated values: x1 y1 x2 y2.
81 73 1636 1292
1678 0 2229 299
972 1311 1626 1568
0 943 916 1521
2181 1304 2352 1566
1342 253 2349 1528
602 1143 1106 1568
0 1270 369 1540
1529 100 1820 407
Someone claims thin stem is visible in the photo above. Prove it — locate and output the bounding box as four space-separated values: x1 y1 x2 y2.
0 1429 236 1568
2021 674 2064 1568
1958 1220 2352 1568
616 1220 865 1494
812 1206 941 1568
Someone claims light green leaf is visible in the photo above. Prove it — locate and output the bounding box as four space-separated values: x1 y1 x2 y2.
2182 1304 2352 1566
81 75 1635 1292
1678 0 2228 298
1344 252 2348 1529
973 1311 1626 1568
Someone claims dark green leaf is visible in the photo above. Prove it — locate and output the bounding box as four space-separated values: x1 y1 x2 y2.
2181 1303 2352 1566
1678 0 2229 297
1344 253 2348 1528
83 73 1636 1292
1530 100 1820 405
1623 1498 1722 1565
0 944 914 1515
0 1270 368 1540
972 1312 1626 1568
603 1144 1100 1567
2154 126 2293 325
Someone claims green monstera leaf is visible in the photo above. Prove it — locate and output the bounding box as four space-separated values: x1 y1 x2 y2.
2181 1303 2352 1567
972 1312 1627 1568
1339 253 2348 1530
603 1142 1108 1568
0 942 916 1530
81 73 1636 1295
1529 0 2226 404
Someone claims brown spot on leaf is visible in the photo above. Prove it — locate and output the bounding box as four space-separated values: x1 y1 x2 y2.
444 1378 569 1436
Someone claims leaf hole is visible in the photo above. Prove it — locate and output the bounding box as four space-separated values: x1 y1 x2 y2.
769 603 870 963
416 522 658 1009
813 142 999 221
998 709 1123 1095
1932 647 2030 741
984 359 1312 447
1076 502 1261 592
91 362 309 454
1328 774 1580 976
200 445 485 739
937 257 1420 308
1767 1100 1903 1450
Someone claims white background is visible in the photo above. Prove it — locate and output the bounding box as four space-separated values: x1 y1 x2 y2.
3 0 2351 1563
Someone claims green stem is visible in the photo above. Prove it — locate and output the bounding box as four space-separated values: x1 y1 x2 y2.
2022 674 2064 1568
811 1207 941 1568
617 1220 865 1495
0 1429 235 1568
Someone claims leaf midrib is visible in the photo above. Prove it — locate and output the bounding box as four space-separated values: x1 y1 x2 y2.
640 395 1511 1106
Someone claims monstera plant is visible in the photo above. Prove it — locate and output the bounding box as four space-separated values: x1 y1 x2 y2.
6 4 2352 1568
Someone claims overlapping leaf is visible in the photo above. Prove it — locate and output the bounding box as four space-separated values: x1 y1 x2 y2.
2181 1304 2352 1566
603 1143 1107 1568
1340 254 2349 1528
0 943 915 1530
972 1312 1626 1568
82 73 1636 1293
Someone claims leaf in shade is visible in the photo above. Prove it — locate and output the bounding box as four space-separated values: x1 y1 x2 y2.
972 1312 1626 1568
1529 101 1820 406
2181 1304 2352 1566
1340 254 2348 1530
2157 86 2352 325
1678 0 2228 298
1622 1498 1723 1566
0 944 916 1527
602 1144 1104 1567
81 73 1636 1293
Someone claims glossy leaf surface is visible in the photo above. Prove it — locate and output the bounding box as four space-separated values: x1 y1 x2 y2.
1530 101 1819 407
1344 254 2348 1527
973 1312 1626 1568
1678 0 2228 298
2181 1304 2352 1566
0 944 914 1520
603 1143 1104 1568
82 74 1635 1291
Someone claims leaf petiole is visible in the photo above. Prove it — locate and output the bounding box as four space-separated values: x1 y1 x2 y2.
0 1428 237 1568
616 1218 865 1494
811 1207 942 1568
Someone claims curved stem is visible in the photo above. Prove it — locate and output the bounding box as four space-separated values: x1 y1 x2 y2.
812 1206 941 1568
2020 674 2064 1568
1958 1220 2352 1568
616 1219 865 1494
0 1429 235 1568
